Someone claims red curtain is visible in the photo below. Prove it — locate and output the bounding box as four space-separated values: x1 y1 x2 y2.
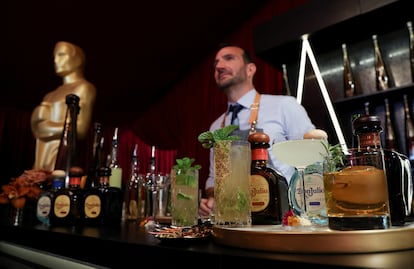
0 0 308 191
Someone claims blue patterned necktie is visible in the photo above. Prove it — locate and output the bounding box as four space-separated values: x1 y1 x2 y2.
229 103 243 125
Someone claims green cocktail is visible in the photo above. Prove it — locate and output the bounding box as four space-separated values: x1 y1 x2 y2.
170 158 200 227
214 140 251 227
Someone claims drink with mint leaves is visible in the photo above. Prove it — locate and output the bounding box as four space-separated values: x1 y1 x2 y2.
170 158 200 227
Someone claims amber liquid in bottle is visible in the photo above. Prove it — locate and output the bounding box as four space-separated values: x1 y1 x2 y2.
248 132 289 225
124 144 144 221
84 122 104 189
342 43 356 97
372 34 390 91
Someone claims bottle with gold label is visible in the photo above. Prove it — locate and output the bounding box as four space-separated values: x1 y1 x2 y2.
372 34 391 91
248 132 289 225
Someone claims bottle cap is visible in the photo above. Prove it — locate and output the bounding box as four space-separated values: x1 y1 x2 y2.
248 131 270 143
352 114 382 134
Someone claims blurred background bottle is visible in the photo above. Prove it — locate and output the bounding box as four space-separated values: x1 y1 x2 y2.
281 64 292 96
407 21 414 82
109 127 122 189
372 34 391 91
342 43 356 97
403 94 414 164
384 98 398 152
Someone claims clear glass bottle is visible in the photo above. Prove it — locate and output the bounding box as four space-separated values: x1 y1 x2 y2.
384 98 398 152
109 127 123 189
281 64 292 96
124 144 144 221
145 146 157 218
36 170 66 226
54 94 81 188
248 132 289 225
372 34 390 91
342 43 356 97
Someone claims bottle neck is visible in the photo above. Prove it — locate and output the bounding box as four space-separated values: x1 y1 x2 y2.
356 132 382 149
251 148 268 162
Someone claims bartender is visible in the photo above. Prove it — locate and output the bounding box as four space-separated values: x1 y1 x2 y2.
199 43 317 217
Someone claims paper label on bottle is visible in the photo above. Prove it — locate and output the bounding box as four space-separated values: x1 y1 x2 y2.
36 195 51 218
109 168 123 189
84 195 101 218
250 174 270 212
54 195 70 218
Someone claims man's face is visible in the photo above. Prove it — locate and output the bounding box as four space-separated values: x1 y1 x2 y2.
213 46 248 90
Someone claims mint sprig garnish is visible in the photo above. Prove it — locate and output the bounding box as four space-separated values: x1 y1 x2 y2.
197 125 240 149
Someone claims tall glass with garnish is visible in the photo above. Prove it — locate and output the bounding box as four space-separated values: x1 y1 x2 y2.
170 157 201 227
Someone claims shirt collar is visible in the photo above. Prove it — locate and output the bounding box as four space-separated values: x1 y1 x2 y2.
227 88 257 111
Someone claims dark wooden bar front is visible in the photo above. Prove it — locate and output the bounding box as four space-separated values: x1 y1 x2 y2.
1 219 413 269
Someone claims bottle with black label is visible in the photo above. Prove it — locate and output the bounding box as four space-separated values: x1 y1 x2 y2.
248 132 289 224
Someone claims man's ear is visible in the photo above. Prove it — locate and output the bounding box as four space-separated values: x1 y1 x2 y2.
247 62 256 78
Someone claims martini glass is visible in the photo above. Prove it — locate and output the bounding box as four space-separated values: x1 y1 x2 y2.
272 137 328 225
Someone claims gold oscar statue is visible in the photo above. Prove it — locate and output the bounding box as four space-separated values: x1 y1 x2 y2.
31 41 96 171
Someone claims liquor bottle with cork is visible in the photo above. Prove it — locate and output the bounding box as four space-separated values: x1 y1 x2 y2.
248 131 289 225
384 98 398 152
403 94 414 163
109 127 123 189
54 93 81 188
342 43 356 97
36 170 66 226
372 34 391 91
353 114 412 226
407 21 414 82
49 170 75 227
281 64 292 96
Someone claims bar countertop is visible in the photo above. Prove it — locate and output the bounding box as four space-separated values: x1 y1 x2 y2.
1 216 414 269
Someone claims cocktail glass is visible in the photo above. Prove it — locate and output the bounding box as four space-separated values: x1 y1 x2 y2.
214 140 251 227
170 168 199 227
272 138 328 225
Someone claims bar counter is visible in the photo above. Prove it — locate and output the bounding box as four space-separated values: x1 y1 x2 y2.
1 216 414 269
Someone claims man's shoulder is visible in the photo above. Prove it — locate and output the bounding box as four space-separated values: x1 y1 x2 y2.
260 94 297 104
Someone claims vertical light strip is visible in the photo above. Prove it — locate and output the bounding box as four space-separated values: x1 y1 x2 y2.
296 35 348 153
296 34 308 104
304 38 348 152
